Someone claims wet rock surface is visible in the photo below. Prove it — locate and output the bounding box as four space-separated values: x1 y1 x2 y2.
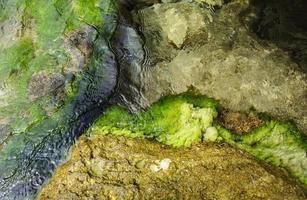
37 135 307 200
242 0 307 69
218 110 264 134
28 71 66 114
1 0 307 199
127 0 307 134
0 0 122 199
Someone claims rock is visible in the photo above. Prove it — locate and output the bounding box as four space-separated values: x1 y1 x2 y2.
0 1 33 50
28 71 66 115
133 2 208 65
130 1 307 134
64 26 98 74
37 135 307 200
1 0 307 199
88 92 307 184
194 0 224 8
0 0 120 199
204 126 218 141
126 0 160 7
241 0 307 69
28 71 65 100
163 7 188 48
218 110 264 134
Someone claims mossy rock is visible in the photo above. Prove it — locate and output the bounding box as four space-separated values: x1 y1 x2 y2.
90 91 307 185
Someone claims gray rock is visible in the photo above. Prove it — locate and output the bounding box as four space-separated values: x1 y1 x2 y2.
129 1 307 134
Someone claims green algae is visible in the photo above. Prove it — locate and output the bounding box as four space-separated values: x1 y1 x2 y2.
0 1 119 198
91 92 219 147
0 0 118 150
0 38 34 81
0 0 117 141
216 121 307 185
90 92 307 185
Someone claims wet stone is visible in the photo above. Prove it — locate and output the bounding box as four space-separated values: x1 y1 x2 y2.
28 70 66 114
218 110 264 134
64 26 98 74
135 1 307 134
0 0 120 199
37 135 307 200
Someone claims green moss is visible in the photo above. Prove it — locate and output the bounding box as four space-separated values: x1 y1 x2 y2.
54 0 117 32
91 90 307 185
216 121 307 185
0 0 117 138
91 92 219 147
0 38 34 80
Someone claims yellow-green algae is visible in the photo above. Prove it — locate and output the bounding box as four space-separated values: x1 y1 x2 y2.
217 121 307 185
91 92 219 147
90 92 307 185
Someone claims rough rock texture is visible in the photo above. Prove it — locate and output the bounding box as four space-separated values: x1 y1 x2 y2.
28 71 66 115
37 135 307 200
129 1 307 134
0 1 120 198
218 110 264 134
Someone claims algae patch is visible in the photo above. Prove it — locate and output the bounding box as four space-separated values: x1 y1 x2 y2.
217 121 307 185
0 0 119 198
90 92 307 185
91 92 219 147
0 0 116 137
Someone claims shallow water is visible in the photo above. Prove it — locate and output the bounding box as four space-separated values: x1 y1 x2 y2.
0 36 117 200
1 0 307 199
0 1 146 199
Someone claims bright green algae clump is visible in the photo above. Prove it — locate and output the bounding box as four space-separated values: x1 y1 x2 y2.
217 121 307 185
90 92 307 185
91 92 219 147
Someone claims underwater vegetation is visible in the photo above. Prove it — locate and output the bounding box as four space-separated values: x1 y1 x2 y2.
91 91 219 147
91 91 307 185
0 0 120 199
0 0 117 139
217 121 307 185
1 0 307 199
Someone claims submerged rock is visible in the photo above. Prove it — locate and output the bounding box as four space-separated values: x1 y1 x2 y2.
218 110 264 134
28 71 66 115
87 92 307 185
241 0 307 69
1 0 307 199
37 135 307 200
0 0 121 199
128 0 307 134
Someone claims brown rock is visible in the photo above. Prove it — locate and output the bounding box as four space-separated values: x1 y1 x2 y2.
218 110 264 134
37 135 307 200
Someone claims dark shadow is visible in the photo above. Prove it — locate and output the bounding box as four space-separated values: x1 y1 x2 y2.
240 0 307 72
